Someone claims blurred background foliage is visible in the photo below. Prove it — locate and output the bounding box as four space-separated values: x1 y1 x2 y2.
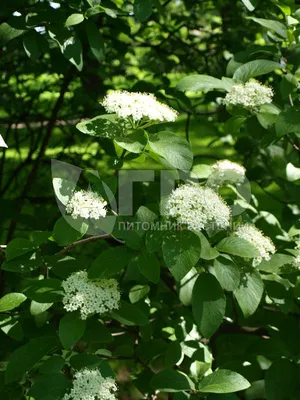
1 1 300 398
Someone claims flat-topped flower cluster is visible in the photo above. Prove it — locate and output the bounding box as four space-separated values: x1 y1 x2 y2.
210 159 246 186
66 190 107 220
62 271 120 320
102 91 178 122
63 368 117 400
165 184 231 231
233 223 276 265
223 81 273 109
212 159 246 175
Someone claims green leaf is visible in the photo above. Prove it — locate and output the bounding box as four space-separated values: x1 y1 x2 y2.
62 36 83 71
24 279 63 303
199 369 250 393
258 253 295 273
76 114 123 138
70 353 102 369
233 60 283 82
0 22 24 46
145 230 163 253
40 356 65 374
115 229 143 250
129 285 150 303
138 250 160 283
48 28 83 71
265 359 299 400
65 13 84 27
192 273 226 338
1 251 42 273
197 232 219 260
134 0 153 21
177 75 230 92
53 217 88 246
224 116 247 135
82 318 112 343
165 341 182 368
88 246 134 279
30 300 53 316
241 0 255 11
70 355 114 377
59 312 86 349
0 314 24 341
150 369 195 392
162 230 201 281
115 129 148 153
104 8 117 18
150 0 163 12
214 256 240 291
234 269 264 317
275 108 300 137
5 336 58 383
5 238 36 261
52 178 77 206
111 301 148 326
216 236 260 258
249 17 287 39
135 205 157 224
23 31 41 60
148 131 193 171
0 293 26 312
257 104 280 129
178 267 198 306
86 21 105 62
27 374 71 400
86 5 105 18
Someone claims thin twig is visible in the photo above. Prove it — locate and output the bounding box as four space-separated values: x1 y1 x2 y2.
56 234 124 255
185 113 191 143
6 70 74 241
286 133 300 152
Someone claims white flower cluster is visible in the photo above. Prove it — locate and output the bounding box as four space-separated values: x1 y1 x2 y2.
210 159 246 186
63 368 117 400
223 81 273 108
294 244 300 269
66 190 107 220
234 223 276 265
102 91 178 122
164 184 231 231
212 159 246 175
62 271 120 320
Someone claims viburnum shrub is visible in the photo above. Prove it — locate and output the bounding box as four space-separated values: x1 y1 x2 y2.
1 1 300 400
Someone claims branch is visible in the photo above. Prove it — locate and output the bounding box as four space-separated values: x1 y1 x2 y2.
286 133 300 152
56 234 124 255
6 70 74 242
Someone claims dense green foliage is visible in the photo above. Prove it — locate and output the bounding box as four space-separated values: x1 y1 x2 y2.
1 0 300 399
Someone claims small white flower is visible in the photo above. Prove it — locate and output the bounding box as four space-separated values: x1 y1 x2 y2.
164 184 231 231
62 271 120 320
209 159 246 186
223 81 273 109
102 91 178 122
66 190 107 220
63 368 117 400
234 223 276 265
